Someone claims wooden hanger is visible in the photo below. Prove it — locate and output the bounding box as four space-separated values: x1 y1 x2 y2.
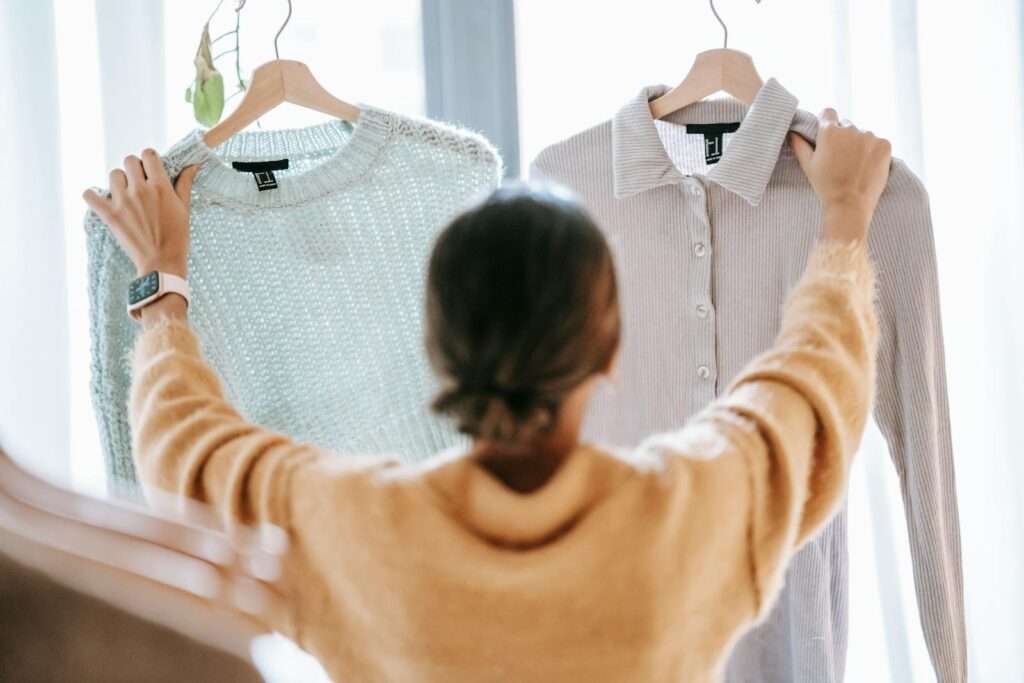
203 0 360 149
648 0 765 120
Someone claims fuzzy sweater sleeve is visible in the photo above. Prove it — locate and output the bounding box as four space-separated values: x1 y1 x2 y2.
645 238 879 615
729 239 878 604
128 318 326 530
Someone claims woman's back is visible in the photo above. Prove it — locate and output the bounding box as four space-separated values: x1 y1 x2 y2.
287 441 757 682
126 236 877 683
95 110 889 682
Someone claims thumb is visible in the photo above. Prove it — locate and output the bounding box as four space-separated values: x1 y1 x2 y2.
788 132 814 175
174 164 201 208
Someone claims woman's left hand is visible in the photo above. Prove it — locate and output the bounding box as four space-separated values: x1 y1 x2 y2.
83 150 201 278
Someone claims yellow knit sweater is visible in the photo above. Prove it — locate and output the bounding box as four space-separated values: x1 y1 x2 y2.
128 239 878 683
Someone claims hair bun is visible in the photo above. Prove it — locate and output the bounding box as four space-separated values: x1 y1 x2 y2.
432 383 556 444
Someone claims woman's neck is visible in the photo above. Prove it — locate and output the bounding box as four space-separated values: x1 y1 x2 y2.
469 374 598 494
472 436 577 494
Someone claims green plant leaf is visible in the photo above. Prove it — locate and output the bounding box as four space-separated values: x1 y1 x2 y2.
195 22 216 79
187 21 227 126
192 71 224 127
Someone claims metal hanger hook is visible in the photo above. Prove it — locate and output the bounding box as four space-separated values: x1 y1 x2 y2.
709 0 763 49
274 0 293 60
709 0 728 48
228 0 289 59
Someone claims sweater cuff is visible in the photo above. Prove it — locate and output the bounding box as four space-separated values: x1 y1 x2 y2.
801 238 878 307
132 316 203 366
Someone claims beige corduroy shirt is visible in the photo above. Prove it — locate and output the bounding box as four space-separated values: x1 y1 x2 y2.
529 78 964 683
128 239 877 683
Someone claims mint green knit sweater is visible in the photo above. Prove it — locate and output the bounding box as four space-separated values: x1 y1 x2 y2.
84 106 502 493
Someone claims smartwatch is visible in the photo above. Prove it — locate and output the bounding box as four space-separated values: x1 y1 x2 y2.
127 270 191 320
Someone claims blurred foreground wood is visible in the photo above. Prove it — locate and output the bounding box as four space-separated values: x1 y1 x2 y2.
0 447 284 682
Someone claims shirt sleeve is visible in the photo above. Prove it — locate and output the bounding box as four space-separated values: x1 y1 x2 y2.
642 238 880 615
128 317 325 532
870 169 966 682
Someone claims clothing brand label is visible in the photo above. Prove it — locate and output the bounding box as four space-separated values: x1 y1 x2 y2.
231 159 290 191
685 123 741 165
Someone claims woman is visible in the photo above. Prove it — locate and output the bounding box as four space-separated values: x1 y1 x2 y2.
83 108 889 682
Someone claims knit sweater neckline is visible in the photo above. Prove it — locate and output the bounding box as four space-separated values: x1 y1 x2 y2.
420 442 616 547
184 104 393 208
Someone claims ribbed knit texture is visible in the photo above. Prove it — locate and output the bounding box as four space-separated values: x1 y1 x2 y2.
126 236 878 683
84 105 502 495
529 78 965 683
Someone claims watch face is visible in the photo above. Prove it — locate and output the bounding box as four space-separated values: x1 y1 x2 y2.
128 271 160 305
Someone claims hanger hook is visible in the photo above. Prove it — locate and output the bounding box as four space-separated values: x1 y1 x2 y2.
274 0 293 60
709 0 763 50
709 0 728 48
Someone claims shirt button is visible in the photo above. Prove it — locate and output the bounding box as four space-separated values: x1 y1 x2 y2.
689 185 703 197
696 304 710 318
693 242 707 257
697 365 711 380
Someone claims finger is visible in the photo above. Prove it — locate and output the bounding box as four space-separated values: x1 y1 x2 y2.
788 132 814 172
174 165 201 208
124 154 146 189
840 118 854 128
82 188 116 225
875 137 893 162
109 168 128 204
84 188 146 257
141 148 170 188
820 107 840 126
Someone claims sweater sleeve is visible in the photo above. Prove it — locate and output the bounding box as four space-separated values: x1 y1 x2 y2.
128 317 324 531
645 238 879 614
870 174 966 682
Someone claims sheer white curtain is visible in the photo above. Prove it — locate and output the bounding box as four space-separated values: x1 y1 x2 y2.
0 0 70 484
515 0 1024 680
919 3 1024 678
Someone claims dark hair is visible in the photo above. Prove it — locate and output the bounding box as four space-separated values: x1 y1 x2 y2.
425 183 620 444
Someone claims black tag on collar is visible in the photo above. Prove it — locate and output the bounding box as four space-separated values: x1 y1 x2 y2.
685 122 741 165
231 159 290 191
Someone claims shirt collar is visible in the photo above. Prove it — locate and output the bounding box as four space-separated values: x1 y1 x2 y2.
612 77 805 206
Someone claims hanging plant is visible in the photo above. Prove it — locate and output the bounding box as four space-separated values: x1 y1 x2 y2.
185 23 225 127
185 1 249 127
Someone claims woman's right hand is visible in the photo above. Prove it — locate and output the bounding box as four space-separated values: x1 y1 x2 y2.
789 108 892 243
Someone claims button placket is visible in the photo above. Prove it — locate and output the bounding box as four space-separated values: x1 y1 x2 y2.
683 178 717 407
